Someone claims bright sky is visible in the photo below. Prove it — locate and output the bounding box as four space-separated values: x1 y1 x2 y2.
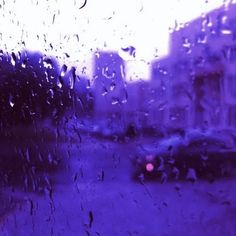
0 0 231 81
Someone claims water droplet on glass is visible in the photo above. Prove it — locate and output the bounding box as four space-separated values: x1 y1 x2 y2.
48 89 54 99
101 87 108 96
196 33 207 44
60 64 67 77
102 66 115 79
221 29 232 35
110 82 115 91
111 97 119 105
43 58 53 69
21 59 27 68
9 94 14 107
57 76 63 88
11 52 17 66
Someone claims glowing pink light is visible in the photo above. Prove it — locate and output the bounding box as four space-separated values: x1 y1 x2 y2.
146 163 154 172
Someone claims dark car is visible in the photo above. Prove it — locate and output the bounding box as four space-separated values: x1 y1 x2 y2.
132 128 236 181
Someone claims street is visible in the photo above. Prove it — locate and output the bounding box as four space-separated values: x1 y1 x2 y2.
0 129 236 236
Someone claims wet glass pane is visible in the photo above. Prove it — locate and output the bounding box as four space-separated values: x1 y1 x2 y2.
1 0 236 235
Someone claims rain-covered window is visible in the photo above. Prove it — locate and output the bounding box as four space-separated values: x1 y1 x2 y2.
1 0 236 235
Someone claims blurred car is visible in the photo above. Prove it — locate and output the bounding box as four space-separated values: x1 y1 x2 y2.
74 117 139 141
132 128 236 181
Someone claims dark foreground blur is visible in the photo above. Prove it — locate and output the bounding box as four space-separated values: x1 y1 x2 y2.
0 123 236 236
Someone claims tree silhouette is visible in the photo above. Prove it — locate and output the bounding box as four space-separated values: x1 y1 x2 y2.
0 50 74 126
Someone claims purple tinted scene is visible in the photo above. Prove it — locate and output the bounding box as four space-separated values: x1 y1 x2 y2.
1 3 236 236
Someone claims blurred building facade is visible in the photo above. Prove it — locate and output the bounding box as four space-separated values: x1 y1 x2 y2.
152 2 236 129
93 3 236 130
93 52 127 124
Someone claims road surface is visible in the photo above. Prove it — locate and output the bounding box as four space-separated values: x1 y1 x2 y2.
0 127 236 236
